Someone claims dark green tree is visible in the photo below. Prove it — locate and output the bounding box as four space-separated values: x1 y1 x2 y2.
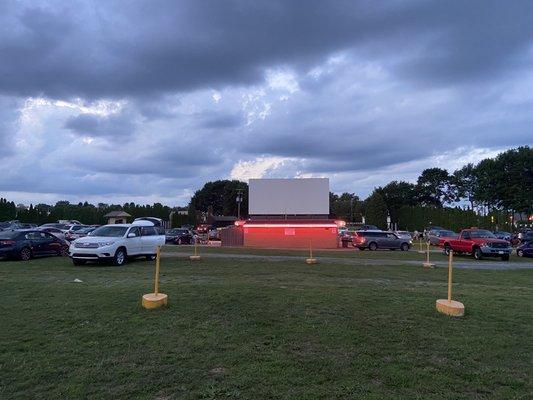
416 168 452 207
190 180 248 216
364 191 388 230
375 181 417 223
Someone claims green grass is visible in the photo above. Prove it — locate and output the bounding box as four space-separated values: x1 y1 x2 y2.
1 254 532 399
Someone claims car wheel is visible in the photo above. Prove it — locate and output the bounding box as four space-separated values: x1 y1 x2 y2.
146 254 156 261
368 242 378 251
517 249 524 257
72 258 87 266
400 243 409 251
444 244 451 256
473 247 483 260
113 248 127 266
501 254 510 261
19 247 32 261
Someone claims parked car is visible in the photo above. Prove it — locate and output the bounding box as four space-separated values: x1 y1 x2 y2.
352 231 411 251
208 229 221 241
427 229 457 246
165 228 193 245
40 223 69 231
393 231 413 240
133 217 165 234
516 241 533 257
0 230 69 261
440 228 512 260
0 220 24 231
69 220 165 266
493 231 512 241
37 227 66 240
65 225 91 241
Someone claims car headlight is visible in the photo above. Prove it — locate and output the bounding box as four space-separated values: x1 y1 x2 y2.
98 241 115 247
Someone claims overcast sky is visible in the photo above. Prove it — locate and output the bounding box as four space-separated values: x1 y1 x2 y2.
1 0 532 206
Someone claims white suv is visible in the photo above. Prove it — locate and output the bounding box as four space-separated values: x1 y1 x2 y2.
69 221 165 266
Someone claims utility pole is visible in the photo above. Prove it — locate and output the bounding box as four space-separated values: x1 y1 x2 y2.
236 189 244 220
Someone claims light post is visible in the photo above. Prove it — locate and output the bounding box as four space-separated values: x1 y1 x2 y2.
236 189 244 220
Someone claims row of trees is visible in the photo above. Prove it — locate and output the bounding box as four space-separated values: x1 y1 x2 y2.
329 146 532 230
0 200 177 226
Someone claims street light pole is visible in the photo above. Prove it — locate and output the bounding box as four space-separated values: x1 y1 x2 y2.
236 189 244 220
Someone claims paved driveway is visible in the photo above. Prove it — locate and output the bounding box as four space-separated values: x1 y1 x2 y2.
162 251 533 270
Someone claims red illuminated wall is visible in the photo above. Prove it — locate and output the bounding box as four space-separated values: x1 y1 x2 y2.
243 226 339 249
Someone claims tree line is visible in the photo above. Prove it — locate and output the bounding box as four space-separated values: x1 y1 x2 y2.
0 200 179 225
329 146 532 230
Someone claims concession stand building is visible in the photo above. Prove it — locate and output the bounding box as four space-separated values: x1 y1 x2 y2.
234 178 341 249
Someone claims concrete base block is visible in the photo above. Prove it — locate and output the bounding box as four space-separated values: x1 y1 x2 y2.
189 255 201 261
306 258 317 265
436 299 465 317
142 293 168 309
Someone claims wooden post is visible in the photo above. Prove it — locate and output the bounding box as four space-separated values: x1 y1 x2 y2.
447 249 453 302
154 246 161 295
423 240 435 268
141 245 168 309
436 249 464 317
190 238 201 261
306 240 317 264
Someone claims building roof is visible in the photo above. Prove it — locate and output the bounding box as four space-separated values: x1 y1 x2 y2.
104 211 132 218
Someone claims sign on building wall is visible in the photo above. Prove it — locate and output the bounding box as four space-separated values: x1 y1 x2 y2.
249 178 329 215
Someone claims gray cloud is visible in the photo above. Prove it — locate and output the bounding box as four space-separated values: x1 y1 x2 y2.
1 1 532 100
63 112 136 138
0 0 532 204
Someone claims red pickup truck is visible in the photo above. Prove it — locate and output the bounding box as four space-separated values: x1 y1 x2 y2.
440 228 512 261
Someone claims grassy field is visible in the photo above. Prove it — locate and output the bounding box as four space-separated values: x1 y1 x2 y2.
1 252 532 399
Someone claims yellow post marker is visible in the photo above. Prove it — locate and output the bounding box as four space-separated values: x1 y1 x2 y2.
417 238 425 254
306 240 317 264
142 246 168 309
190 240 201 261
436 250 465 317
423 240 435 268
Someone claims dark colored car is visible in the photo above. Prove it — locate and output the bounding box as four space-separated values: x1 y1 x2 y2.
165 228 193 245
352 231 411 251
493 231 512 241
40 223 69 230
517 241 533 257
0 230 69 261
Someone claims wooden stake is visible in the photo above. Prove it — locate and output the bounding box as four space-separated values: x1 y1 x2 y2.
141 245 168 309
306 240 317 264
423 240 435 268
190 239 201 261
447 249 453 301
154 245 160 295
436 249 464 317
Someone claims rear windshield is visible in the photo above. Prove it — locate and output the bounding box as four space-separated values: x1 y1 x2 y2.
0 231 21 239
440 230 456 236
91 226 128 237
469 230 495 238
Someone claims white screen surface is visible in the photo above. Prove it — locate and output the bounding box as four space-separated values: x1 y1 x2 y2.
249 178 329 215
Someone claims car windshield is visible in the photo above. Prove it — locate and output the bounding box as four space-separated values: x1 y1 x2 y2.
440 230 456 236
90 226 128 237
0 231 21 239
0 222 11 228
470 230 495 239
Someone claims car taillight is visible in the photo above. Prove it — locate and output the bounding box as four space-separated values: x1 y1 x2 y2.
0 240 15 245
